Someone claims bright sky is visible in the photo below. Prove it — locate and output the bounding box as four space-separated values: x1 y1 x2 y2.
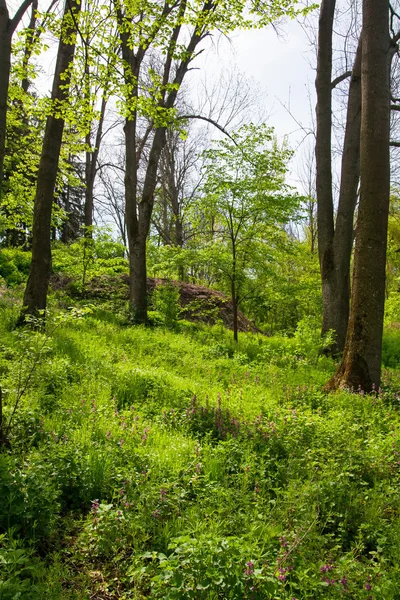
192 14 318 190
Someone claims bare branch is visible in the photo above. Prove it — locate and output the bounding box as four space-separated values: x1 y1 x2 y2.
177 114 237 144
10 0 34 32
331 70 352 89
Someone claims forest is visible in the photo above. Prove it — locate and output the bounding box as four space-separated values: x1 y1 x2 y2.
1 0 400 597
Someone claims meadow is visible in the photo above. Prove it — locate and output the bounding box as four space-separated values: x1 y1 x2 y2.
1 281 400 599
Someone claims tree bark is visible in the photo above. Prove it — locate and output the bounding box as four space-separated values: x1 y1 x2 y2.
316 0 363 354
315 0 336 343
22 0 80 318
326 0 390 392
321 36 362 352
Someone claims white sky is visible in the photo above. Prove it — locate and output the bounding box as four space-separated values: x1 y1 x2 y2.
192 15 318 190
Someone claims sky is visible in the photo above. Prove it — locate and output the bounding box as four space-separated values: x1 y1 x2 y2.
191 14 318 191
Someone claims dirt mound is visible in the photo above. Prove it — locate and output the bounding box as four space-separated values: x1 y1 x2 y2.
50 273 258 333
148 278 259 333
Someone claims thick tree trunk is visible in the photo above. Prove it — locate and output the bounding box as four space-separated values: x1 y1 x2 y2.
326 0 390 392
321 36 362 352
22 0 80 318
128 127 167 321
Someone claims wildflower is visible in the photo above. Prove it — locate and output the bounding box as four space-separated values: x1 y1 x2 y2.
160 487 167 501
244 561 254 576
340 577 348 588
106 430 111 438
152 509 160 518
320 563 335 573
196 463 201 474
365 583 372 591
277 567 287 581
280 536 289 548
91 499 99 513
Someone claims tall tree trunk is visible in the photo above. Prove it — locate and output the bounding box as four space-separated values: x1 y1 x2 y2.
321 36 362 352
316 0 363 353
315 0 336 343
22 0 80 318
326 0 390 392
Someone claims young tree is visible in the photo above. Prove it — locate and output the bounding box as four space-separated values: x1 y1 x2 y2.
200 124 299 341
326 0 390 391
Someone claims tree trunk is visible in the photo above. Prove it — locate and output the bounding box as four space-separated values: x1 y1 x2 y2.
0 8 12 192
326 0 390 392
321 36 362 352
128 127 167 321
22 0 80 319
316 0 363 354
84 96 106 231
315 0 336 343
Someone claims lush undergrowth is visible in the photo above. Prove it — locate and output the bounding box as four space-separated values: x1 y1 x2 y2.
1 290 400 599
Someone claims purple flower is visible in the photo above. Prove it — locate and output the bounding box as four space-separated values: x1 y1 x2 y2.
152 509 160 518
320 563 335 573
365 583 372 591
244 561 254 576
279 536 289 548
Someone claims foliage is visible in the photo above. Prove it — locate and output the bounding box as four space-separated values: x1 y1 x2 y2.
151 282 181 328
0 248 31 285
0 297 400 597
52 229 127 291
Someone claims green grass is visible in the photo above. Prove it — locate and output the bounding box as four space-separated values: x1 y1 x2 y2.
1 297 400 598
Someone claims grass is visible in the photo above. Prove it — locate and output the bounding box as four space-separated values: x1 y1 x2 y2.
1 293 400 598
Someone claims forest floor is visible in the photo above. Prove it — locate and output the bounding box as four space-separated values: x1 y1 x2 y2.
1 286 400 598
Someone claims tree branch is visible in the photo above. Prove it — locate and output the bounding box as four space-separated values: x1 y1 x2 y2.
177 114 236 144
331 70 352 89
10 0 35 33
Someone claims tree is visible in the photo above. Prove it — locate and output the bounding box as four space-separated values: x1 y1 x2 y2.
315 0 363 354
116 0 311 323
200 123 299 341
326 0 391 391
21 0 81 318
0 0 35 193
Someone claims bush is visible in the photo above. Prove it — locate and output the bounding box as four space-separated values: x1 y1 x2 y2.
152 283 181 327
0 248 31 286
